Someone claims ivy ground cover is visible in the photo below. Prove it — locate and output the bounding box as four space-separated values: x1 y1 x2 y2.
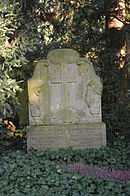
0 140 130 195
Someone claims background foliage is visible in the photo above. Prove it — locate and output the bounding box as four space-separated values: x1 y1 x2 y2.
0 0 129 141
0 2 129 194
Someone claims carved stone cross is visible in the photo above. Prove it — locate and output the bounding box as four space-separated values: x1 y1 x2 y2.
50 63 77 122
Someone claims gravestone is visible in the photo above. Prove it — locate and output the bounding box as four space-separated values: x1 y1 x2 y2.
27 49 106 150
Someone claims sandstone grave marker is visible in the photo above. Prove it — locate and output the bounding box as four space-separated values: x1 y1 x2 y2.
27 49 106 149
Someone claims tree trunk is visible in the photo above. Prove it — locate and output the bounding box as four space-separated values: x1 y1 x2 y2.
103 0 128 139
108 0 126 68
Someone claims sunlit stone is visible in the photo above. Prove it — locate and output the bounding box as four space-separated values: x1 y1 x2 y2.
27 49 106 149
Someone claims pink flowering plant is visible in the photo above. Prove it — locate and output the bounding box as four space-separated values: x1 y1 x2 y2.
59 163 130 183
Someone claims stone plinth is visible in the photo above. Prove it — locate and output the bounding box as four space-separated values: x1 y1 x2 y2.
27 123 106 150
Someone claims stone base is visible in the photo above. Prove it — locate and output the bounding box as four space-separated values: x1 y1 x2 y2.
27 123 106 150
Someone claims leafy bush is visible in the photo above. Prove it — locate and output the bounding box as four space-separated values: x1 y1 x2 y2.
0 140 129 195
0 119 25 151
0 0 128 141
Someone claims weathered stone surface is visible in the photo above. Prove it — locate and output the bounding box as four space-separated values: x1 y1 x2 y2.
28 49 103 125
27 48 106 149
27 123 106 150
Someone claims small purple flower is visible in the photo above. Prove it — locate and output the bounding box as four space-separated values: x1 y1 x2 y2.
59 163 130 183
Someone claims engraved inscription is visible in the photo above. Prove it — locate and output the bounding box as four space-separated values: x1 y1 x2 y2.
27 124 106 150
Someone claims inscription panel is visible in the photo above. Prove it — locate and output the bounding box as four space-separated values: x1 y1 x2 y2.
27 123 106 150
